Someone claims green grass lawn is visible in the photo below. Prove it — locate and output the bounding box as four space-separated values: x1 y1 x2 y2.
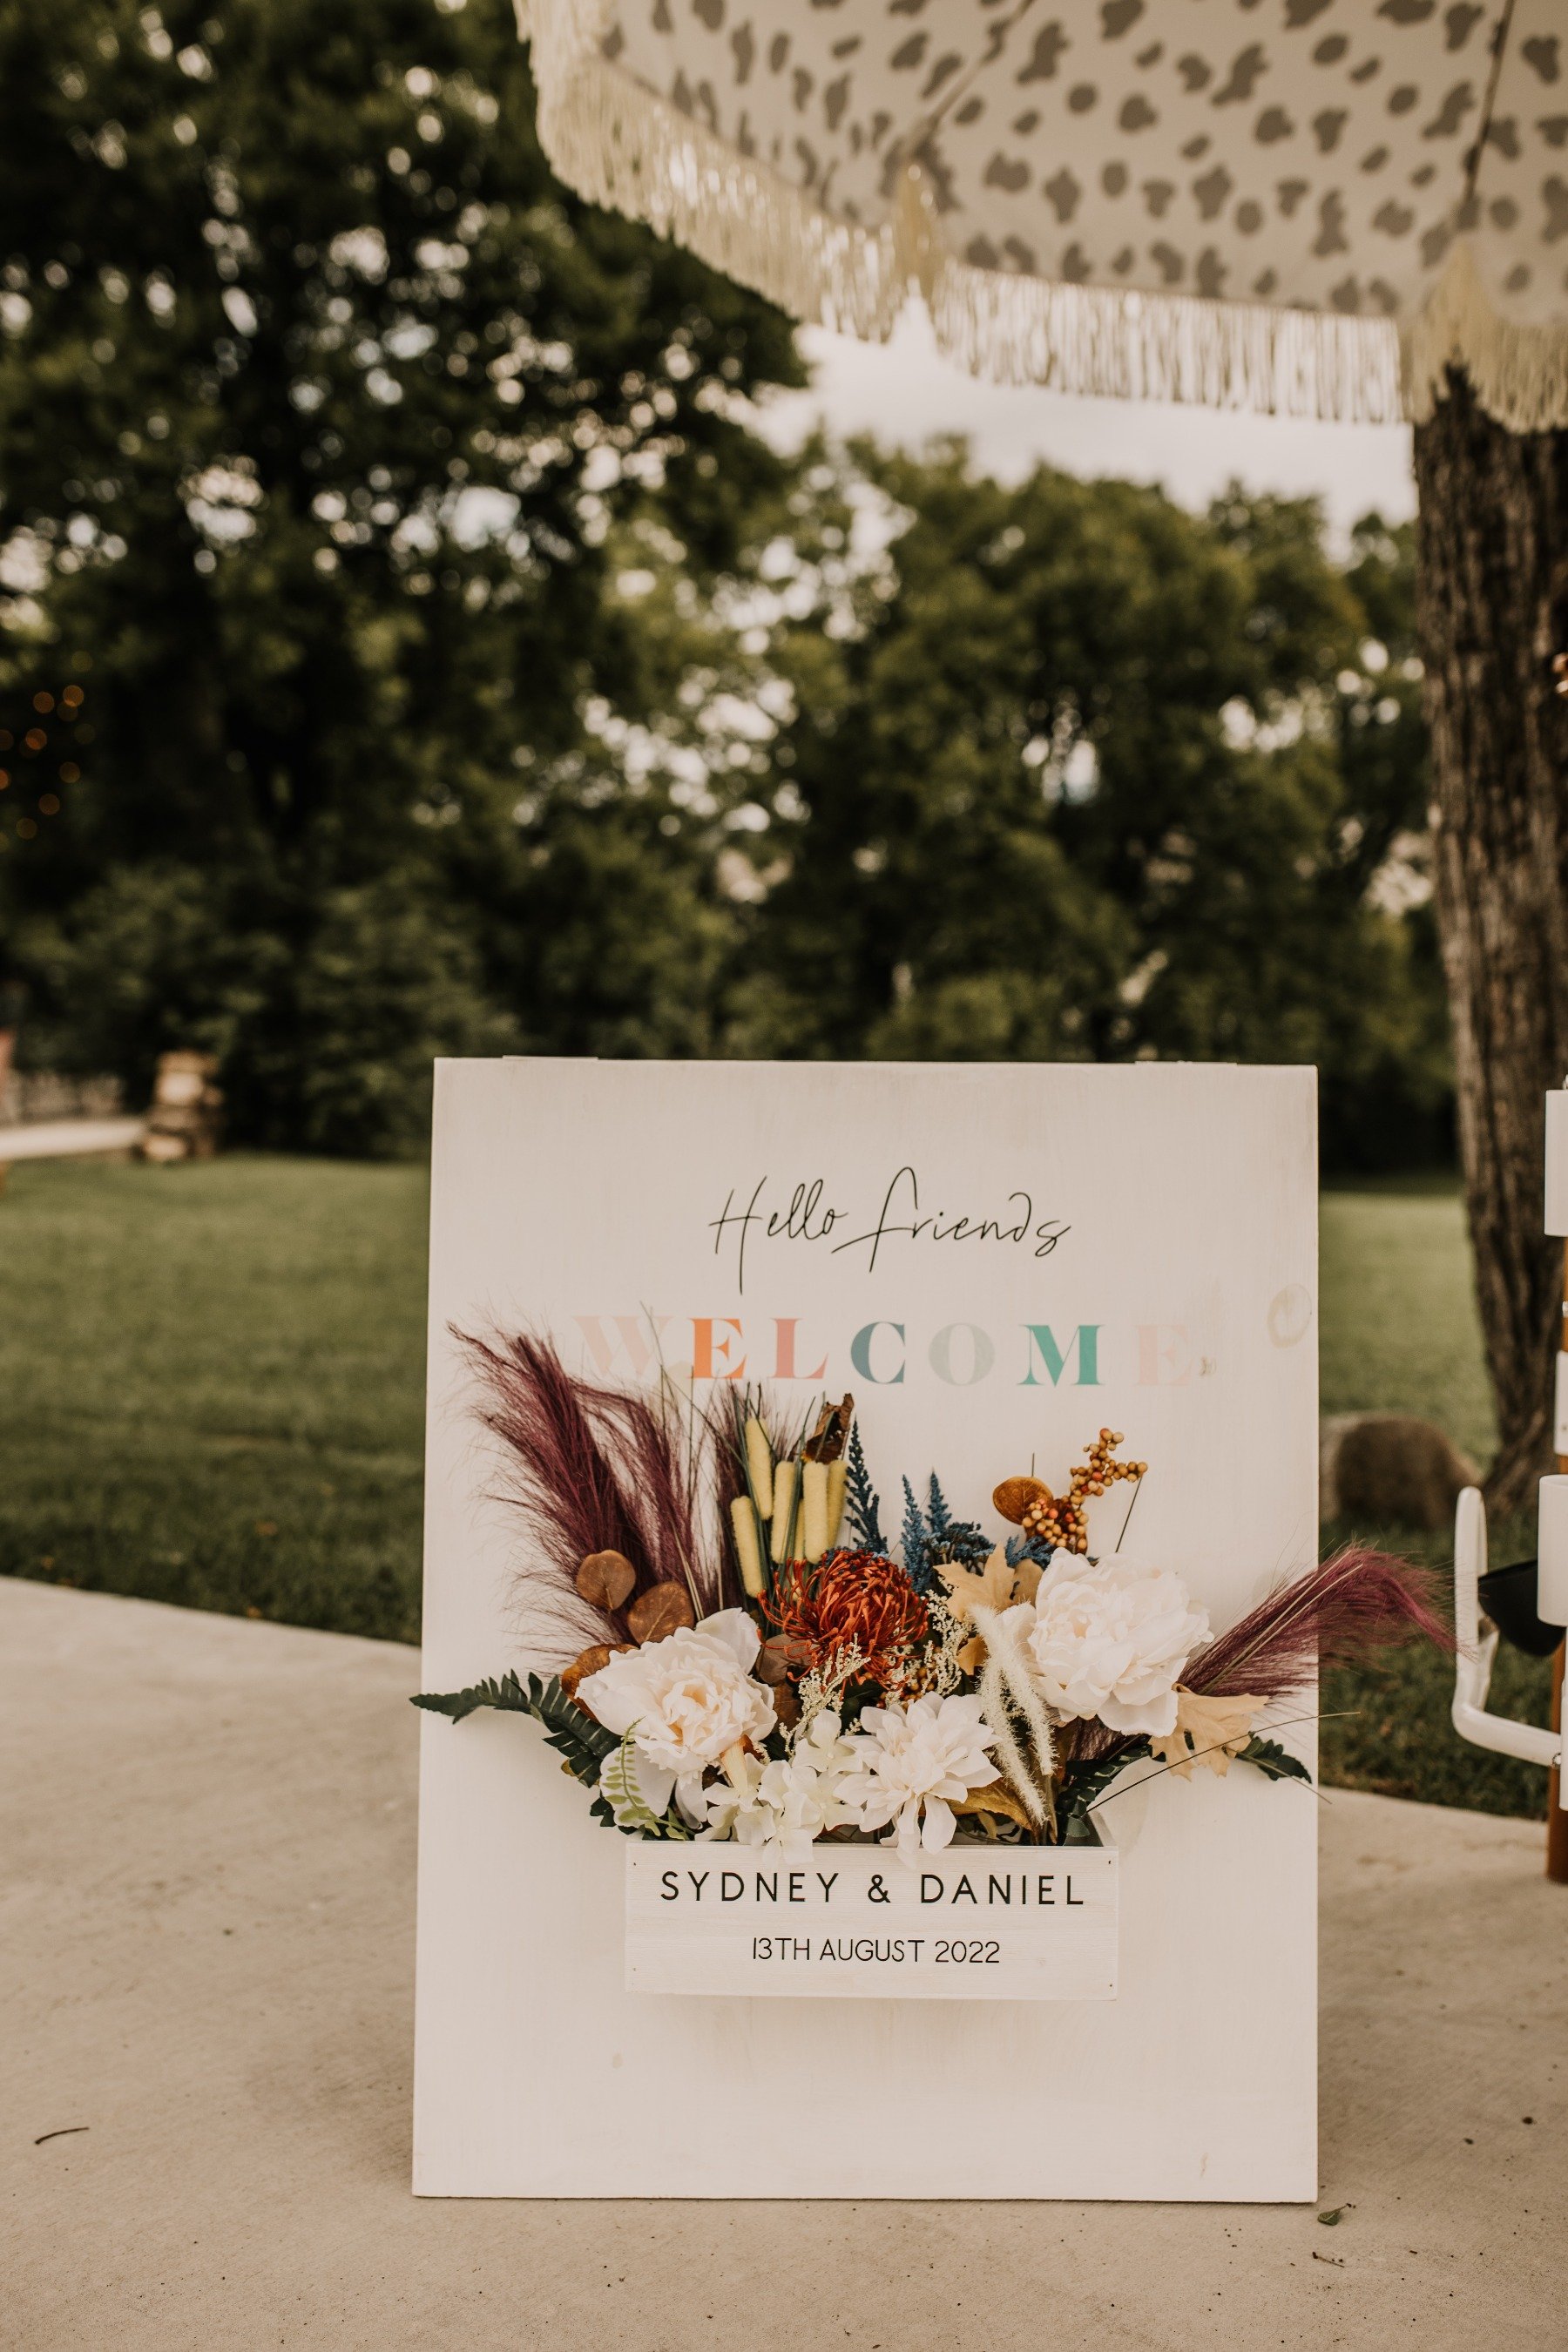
1321 1179 1497 1463
0 1153 1555 1818
0 1155 429 1642
1319 1183 1550 1819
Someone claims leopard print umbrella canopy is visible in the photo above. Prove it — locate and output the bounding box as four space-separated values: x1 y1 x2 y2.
517 0 1567 427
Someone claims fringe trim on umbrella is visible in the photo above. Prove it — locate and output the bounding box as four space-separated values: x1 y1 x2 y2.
1404 240 1568 436
517 0 905 342
517 0 1567 433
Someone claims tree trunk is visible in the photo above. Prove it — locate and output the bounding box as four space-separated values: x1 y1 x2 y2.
1413 368 1568 1517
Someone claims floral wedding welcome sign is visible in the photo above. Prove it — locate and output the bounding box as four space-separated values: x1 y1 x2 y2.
414 1058 1327 2200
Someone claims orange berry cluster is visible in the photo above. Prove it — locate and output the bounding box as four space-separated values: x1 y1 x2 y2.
1020 1429 1146 1556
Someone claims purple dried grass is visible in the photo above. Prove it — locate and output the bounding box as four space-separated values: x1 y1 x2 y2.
580 1379 706 1596
456 1328 735 1656
1055 1544 1451 1776
1184 1545 1452 1700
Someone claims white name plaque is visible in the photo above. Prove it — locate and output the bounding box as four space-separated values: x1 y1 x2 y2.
625 1841 1119 2001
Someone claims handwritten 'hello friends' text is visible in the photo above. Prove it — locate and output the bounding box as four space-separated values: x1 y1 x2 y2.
710 1166 1070 1293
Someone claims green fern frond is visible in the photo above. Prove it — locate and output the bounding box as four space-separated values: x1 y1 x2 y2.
411 1672 534 1724
412 1670 617 1788
1237 1735 1314 1786
599 1724 666 1834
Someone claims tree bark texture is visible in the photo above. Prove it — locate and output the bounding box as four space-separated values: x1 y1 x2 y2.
1414 368 1568 1516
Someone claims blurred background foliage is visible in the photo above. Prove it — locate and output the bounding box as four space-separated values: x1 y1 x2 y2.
0 0 1450 1169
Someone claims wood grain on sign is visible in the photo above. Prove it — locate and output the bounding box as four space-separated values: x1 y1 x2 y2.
413 1058 1318 2201
625 1842 1118 2001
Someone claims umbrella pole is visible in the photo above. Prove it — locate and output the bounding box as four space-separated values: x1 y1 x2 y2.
1551 1236 1568 1885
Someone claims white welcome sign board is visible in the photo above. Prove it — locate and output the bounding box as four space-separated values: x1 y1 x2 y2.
414 1058 1317 2200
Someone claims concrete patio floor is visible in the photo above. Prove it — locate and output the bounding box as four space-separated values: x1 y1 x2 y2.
3 1574 1564 2351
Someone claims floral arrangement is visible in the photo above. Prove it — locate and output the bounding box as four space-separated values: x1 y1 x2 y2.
416 1331 1447 1853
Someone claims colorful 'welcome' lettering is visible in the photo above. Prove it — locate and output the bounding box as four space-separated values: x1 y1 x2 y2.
573 1317 1200 1387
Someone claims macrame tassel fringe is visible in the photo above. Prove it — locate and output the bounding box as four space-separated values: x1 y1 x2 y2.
517 0 1566 434
1405 240 1568 436
517 0 905 341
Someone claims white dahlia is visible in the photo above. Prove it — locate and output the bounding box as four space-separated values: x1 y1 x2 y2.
838 1693 998 1859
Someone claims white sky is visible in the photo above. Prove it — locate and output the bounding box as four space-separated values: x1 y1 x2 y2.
755 307 1416 547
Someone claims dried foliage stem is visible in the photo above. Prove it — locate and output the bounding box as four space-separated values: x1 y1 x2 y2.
972 1600 1056 1834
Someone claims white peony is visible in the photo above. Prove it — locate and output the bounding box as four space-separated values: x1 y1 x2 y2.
838 1693 998 1859
700 1709 859 1848
1003 1554 1210 1737
576 1607 777 1822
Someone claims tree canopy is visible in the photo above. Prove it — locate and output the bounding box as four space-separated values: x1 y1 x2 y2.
0 0 1447 1168
0 0 801 1147
717 444 1444 1168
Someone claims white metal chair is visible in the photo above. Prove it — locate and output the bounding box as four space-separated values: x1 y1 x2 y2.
1450 1484 1563 1782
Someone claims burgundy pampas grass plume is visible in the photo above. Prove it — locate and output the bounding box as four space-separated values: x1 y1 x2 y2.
456 1328 652 1655
1185 1546 1452 1700
455 1328 738 1661
581 1377 731 1613
1053 1546 1450 1780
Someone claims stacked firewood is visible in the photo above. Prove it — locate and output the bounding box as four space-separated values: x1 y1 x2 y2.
139 1051 223 1163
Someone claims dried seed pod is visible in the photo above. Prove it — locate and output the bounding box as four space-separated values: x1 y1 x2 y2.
801 1394 855 1463
993 1475 1050 1524
575 1548 636 1612
825 1457 848 1548
772 1682 801 1731
755 1632 809 1686
561 1642 632 1704
743 1416 775 1521
801 1459 829 1562
626 1580 697 1646
730 1496 767 1598
561 1643 612 1701
769 1461 799 1563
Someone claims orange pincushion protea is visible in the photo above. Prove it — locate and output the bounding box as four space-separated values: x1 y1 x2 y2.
765 1549 929 1685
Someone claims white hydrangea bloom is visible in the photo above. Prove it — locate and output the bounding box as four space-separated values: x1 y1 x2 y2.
1003 1554 1210 1737
700 1708 859 1848
838 1693 998 1859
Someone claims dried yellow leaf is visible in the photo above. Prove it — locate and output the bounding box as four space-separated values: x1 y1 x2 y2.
953 1777 1037 1832
937 1543 1017 1623
1149 1689 1266 1780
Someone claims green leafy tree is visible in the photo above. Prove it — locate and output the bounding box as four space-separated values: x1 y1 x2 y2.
713 443 1447 1166
0 0 800 1149
0 3 1446 1170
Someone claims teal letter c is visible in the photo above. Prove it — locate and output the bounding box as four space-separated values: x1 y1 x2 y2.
850 1321 905 1384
